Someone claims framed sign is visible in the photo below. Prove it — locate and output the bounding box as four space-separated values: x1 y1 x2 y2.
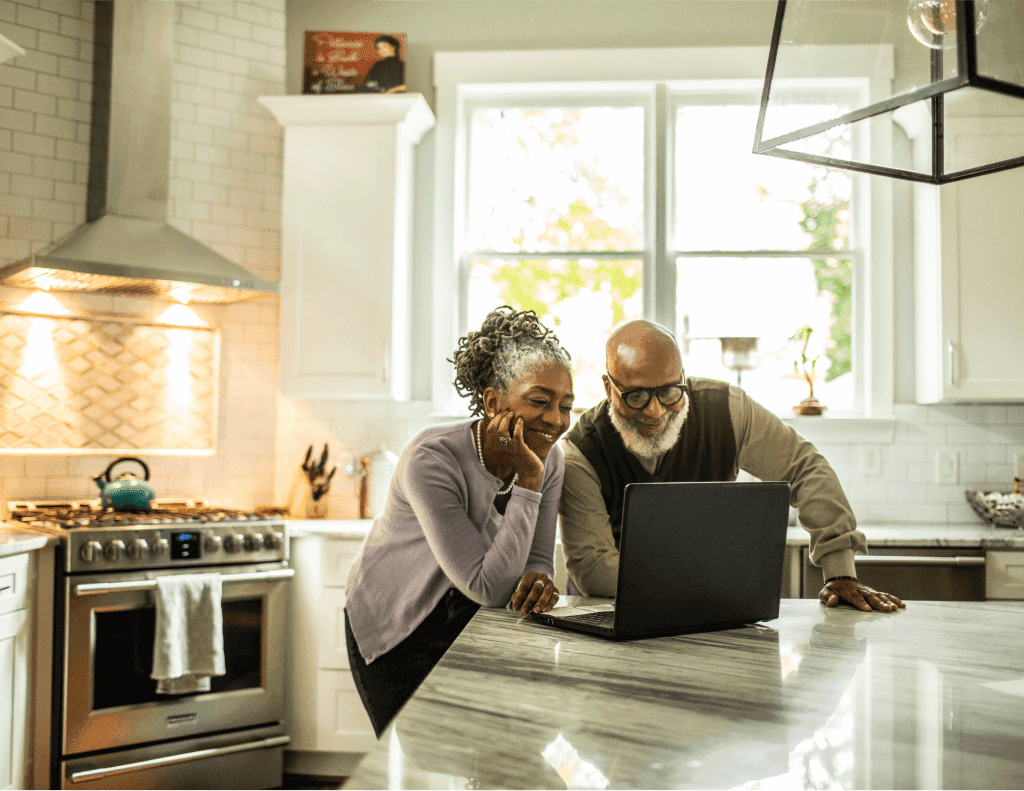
303 31 407 95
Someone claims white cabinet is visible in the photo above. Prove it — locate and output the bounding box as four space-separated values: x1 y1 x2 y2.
0 553 31 791
986 550 1024 600
260 95 435 400
914 120 1024 403
286 531 376 775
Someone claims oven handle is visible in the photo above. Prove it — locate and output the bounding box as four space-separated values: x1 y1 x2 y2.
73 567 294 596
856 556 985 567
67 735 290 783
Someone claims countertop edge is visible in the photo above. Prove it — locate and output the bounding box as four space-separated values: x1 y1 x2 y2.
788 522 1024 548
0 525 59 558
286 519 374 540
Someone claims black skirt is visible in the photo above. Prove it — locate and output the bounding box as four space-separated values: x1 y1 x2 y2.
345 588 479 737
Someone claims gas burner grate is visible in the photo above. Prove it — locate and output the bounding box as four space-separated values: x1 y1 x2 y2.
6 499 280 528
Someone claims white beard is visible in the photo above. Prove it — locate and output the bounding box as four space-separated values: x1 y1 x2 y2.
607 393 689 463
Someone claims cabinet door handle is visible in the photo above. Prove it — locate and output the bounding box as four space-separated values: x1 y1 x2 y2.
948 341 955 387
857 555 984 567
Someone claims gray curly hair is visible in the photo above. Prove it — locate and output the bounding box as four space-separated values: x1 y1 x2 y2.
450 306 572 416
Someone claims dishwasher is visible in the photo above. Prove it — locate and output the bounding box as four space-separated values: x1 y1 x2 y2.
801 546 986 601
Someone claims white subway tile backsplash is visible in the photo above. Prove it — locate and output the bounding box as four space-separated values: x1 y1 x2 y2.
14 130 54 157
56 96 88 121
14 83 54 112
16 5 59 33
181 7 219 33
4 108 35 132
35 113 77 140
54 137 87 161
198 29 235 55
31 196 72 222
926 405 969 424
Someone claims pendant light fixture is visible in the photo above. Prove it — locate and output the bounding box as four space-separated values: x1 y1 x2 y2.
753 0 1024 183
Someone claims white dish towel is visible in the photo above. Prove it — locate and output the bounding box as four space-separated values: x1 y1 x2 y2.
151 573 226 695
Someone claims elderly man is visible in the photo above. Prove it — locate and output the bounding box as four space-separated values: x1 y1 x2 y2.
559 319 904 613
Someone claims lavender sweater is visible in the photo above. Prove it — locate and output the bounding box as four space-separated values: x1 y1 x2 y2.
345 420 563 664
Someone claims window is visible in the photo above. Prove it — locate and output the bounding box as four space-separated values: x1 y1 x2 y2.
463 99 646 409
672 92 858 414
433 49 893 429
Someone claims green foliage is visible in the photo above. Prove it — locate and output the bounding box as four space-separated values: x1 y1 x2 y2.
797 175 851 383
486 259 641 327
790 324 820 398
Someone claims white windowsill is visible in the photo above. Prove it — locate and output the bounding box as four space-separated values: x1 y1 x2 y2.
779 415 897 444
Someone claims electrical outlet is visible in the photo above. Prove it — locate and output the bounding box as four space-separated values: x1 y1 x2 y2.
935 451 959 485
1015 453 1024 480
860 445 883 477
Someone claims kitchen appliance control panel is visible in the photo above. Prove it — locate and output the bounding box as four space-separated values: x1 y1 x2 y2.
65 522 287 573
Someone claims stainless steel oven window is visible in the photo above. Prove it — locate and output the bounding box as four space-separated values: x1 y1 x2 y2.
91 598 263 710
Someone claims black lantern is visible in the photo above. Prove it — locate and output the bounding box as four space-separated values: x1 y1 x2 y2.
753 0 1024 183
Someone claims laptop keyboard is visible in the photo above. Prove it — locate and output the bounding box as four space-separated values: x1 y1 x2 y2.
565 611 615 627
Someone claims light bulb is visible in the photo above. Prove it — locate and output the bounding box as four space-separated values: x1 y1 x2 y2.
908 0 989 50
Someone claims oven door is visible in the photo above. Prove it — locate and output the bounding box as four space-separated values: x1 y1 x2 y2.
62 562 292 756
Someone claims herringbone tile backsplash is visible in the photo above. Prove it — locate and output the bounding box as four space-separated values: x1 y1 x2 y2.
0 311 219 453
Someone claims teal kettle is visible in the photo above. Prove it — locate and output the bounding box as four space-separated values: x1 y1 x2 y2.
94 457 156 511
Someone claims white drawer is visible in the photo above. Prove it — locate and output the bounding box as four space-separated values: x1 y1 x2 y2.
0 553 30 616
315 669 377 753
986 550 1024 600
317 587 350 670
320 540 361 588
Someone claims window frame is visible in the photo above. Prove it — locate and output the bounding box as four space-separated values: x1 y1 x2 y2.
432 47 895 441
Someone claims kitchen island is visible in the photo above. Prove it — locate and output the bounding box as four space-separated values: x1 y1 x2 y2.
343 598 1024 790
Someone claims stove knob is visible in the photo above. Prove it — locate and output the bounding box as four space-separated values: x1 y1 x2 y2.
263 531 283 550
244 533 264 552
203 534 222 553
223 534 244 554
127 538 149 561
80 541 103 563
103 540 126 562
151 537 169 557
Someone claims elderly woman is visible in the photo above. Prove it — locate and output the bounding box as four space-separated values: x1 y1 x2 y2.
345 306 574 736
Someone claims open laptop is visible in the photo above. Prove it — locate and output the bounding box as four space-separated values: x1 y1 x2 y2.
533 480 791 640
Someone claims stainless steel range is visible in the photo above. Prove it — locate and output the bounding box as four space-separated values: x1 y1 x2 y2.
8 499 292 790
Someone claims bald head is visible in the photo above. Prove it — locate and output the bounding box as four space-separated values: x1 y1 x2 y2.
605 320 682 381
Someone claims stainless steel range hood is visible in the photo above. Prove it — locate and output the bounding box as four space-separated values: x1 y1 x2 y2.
0 0 277 304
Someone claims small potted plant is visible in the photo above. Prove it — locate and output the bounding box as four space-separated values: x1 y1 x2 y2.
791 325 826 416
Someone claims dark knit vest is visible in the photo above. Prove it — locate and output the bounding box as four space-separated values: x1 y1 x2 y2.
566 378 737 547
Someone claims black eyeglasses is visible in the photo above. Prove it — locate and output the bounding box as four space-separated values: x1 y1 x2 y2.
605 373 687 410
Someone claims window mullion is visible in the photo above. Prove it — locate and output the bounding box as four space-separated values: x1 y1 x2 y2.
650 83 674 327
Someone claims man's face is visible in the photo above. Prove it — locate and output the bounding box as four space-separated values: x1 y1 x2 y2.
603 344 685 438
376 41 396 58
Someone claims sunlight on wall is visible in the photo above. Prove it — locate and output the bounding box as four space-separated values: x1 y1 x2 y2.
21 315 60 380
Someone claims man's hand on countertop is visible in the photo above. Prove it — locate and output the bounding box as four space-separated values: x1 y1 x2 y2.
819 578 905 612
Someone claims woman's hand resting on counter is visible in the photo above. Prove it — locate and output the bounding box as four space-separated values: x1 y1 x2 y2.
510 570 559 614
819 578 905 612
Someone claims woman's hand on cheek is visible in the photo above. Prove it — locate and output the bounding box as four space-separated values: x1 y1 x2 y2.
510 570 559 614
483 411 544 487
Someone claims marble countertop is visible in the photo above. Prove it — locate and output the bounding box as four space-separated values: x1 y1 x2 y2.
0 524 57 558
789 522 1024 548
344 598 1024 790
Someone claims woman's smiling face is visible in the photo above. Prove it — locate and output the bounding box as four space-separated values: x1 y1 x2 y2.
483 361 574 460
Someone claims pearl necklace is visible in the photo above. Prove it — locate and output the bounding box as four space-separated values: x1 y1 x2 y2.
474 419 518 496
